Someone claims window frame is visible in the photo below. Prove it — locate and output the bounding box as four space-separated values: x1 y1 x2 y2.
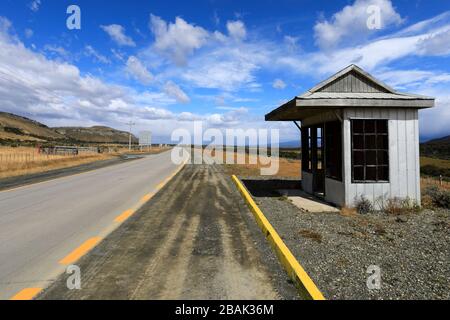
324 121 343 182
301 127 312 173
351 119 390 184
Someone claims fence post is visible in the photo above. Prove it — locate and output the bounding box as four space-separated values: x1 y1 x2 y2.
439 175 443 187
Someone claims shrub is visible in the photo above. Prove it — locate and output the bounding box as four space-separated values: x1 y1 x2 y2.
383 197 420 215
424 186 450 209
354 196 374 214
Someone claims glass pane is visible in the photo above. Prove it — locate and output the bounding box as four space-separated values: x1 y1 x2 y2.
353 151 364 165
353 166 364 181
353 135 364 149
366 167 377 181
365 135 376 149
377 150 389 165
378 166 389 181
365 120 376 133
352 120 364 134
377 120 388 134
366 151 377 165
377 135 388 149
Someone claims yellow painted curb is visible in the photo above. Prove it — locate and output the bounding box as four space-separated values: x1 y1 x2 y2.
232 175 326 300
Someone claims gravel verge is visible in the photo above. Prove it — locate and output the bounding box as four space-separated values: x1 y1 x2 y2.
241 177 450 300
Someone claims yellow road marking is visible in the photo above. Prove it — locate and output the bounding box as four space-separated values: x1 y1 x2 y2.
59 237 102 265
10 288 43 300
114 209 136 223
140 193 154 203
232 175 326 301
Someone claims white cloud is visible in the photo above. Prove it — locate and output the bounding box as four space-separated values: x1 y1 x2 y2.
163 81 190 103
43 44 71 60
377 69 450 90
227 20 247 41
149 14 209 66
314 0 403 49
284 35 299 52
101 24 136 47
24 28 34 38
85 45 110 64
417 28 450 56
272 79 286 90
29 0 41 12
126 56 154 84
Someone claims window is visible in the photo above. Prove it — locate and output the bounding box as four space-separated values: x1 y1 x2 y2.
301 127 312 172
351 119 389 183
325 121 342 181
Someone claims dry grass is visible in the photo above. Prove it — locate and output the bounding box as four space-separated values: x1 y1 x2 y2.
218 150 301 178
340 206 358 217
298 229 323 243
0 147 115 179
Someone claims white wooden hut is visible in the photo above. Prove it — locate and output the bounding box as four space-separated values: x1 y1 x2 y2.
266 65 435 208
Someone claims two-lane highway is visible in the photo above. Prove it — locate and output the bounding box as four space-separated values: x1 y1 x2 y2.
0 150 181 299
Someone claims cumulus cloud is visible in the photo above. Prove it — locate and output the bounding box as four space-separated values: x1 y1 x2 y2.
0 17 265 140
226 20 247 40
272 79 286 90
101 24 136 47
163 81 190 103
126 56 154 84
149 14 209 66
314 0 403 49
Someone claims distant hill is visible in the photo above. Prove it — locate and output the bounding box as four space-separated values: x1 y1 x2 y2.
0 112 64 141
54 126 138 144
0 112 137 144
420 135 450 160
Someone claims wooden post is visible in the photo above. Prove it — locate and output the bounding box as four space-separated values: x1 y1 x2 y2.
440 175 443 187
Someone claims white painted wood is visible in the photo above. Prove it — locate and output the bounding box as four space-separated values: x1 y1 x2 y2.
340 108 421 209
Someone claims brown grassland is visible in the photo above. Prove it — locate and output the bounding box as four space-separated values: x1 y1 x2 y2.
0 146 171 179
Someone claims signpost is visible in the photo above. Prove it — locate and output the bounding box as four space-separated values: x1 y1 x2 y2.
139 131 152 151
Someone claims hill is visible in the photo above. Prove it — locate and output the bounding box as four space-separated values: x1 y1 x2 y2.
54 126 137 144
420 135 450 160
0 112 137 144
0 112 64 142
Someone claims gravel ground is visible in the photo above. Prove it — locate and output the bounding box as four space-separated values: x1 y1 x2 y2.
38 165 299 300
242 178 450 300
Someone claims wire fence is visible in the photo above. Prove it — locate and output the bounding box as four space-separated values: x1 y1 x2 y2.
421 175 449 189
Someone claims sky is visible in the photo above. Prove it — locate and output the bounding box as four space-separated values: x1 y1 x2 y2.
0 0 450 143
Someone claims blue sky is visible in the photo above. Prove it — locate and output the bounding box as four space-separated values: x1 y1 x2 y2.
0 0 449 142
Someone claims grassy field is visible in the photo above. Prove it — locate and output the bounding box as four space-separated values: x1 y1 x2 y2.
0 146 173 179
0 146 115 179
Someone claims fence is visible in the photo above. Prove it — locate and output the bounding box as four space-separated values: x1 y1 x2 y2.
421 175 449 188
0 146 99 166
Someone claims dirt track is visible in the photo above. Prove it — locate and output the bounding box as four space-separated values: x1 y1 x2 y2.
38 164 298 300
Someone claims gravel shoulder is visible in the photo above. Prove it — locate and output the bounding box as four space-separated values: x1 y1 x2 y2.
38 165 299 300
242 177 450 300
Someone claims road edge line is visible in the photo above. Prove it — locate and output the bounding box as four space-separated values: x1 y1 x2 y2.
9 288 43 300
10 156 188 300
231 175 326 301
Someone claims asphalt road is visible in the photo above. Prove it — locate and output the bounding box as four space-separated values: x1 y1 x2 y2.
38 163 298 300
0 150 181 300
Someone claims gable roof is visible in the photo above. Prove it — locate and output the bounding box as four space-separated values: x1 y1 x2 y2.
266 64 435 121
307 64 395 94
